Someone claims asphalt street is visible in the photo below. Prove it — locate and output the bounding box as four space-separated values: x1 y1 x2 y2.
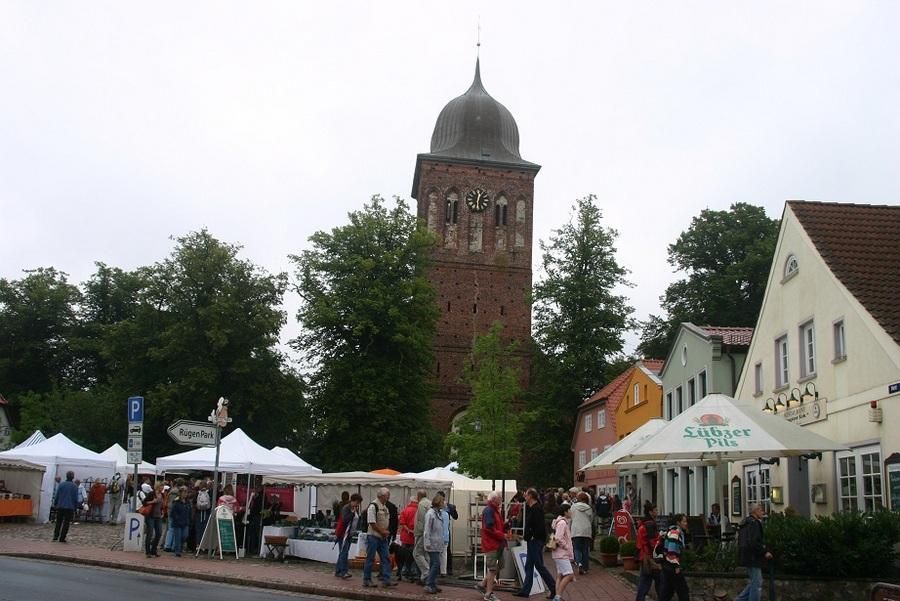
0 557 323 601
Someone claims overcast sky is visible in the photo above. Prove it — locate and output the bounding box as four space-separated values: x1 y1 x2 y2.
2 1 899 357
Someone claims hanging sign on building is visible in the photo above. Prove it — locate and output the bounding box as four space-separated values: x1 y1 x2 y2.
781 397 828 426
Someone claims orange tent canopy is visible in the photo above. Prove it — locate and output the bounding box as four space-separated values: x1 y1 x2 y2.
370 468 401 475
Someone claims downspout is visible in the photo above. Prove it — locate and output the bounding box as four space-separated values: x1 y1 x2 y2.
725 345 737 393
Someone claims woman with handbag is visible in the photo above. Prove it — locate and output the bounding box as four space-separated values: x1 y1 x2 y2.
138 483 162 558
550 504 575 601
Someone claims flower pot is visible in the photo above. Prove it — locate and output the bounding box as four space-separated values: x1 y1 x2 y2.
621 556 639 570
600 552 619 567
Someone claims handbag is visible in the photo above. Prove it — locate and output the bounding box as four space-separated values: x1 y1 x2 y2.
137 503 152 517
546 534 558 550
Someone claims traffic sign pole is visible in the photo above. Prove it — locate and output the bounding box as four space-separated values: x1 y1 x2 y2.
127 396 145 513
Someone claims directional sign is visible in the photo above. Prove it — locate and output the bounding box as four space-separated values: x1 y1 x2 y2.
127 437 143 451
127 451 142 465
127 396 144 423
168 420 217 447
128 423 143 436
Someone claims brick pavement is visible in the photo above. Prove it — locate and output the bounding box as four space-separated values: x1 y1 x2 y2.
0 523 635 601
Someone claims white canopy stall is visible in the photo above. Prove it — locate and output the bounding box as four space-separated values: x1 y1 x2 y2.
14 430 47 449
0 457 45 520
0 433 116 523
102 443 158 475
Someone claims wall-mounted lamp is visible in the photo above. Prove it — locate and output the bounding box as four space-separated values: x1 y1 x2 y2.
758 457 781 466
774 393 787 413
788 388 802 408
770 486 784 505
763 398 776 414
803 382 819 403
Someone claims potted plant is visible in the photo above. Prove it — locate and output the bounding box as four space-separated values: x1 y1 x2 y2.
619 540 639 570
599 535 620 567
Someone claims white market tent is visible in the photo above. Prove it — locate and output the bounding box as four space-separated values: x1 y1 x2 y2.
0 433 116 523
616 394 848 463
583 419 669 470
155 428 320 476
270 446 322 475
101 443 158 475
14 430 46 449
0 457 45 520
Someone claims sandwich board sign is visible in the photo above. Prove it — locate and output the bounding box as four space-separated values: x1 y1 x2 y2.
197 504 238 559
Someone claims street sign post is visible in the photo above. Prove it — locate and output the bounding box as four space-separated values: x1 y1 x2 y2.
126 396 144 511
167 420 217 447
127 396 144 423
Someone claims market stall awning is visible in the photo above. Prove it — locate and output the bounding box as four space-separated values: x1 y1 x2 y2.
101 443 158 475
615 393 848 463
268 470 453 489
156 428 320 476
582 418 668 470
14 430 46 449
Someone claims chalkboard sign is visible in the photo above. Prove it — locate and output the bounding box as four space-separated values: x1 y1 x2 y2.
218 514 236 552
731 476 742 516
888 466 900 511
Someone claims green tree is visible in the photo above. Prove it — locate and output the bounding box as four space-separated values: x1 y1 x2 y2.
446 322 523 480
291 196 440 472
0 268 81 426
637 202 779 357
532 194 634 399
524 194 633 485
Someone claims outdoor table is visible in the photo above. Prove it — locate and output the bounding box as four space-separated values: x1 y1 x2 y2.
257 526 294 558
286 537 361 563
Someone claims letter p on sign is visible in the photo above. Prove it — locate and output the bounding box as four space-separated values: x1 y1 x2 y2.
127 396 144 423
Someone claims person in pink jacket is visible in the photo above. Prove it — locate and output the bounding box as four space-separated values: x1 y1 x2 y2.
550 504 575 601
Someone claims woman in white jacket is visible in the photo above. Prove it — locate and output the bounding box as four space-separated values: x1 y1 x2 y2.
423 494 445 595
550 504 575 601
570 492 594 574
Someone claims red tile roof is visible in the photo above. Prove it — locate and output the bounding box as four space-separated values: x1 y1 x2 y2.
697 326 754 346
579 359 665 409
640 359 666 375
789 201 900 346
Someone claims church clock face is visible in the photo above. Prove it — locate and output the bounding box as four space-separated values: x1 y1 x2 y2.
465 188 490 212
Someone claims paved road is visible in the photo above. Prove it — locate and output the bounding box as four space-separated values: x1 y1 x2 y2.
0 557 320 601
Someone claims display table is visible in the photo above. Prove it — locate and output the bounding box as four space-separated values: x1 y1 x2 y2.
258 526 296 558
0 498 32 518
286 536 361 563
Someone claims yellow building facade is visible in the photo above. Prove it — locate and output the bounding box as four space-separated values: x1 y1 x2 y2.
614 360 665 441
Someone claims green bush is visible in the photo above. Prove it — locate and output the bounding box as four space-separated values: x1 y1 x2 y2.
599 535 620 554
619 540 637 557
765 510 900 578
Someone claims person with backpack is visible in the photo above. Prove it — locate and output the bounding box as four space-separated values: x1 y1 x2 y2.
659 513 690 601
363 488 397 588
169 486 191 557
334 492 361 579
734 503 773 601
634 501 661 601
195 482 212 543
107 473 122 524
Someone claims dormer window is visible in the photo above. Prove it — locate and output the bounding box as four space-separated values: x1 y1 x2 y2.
783 254 799 281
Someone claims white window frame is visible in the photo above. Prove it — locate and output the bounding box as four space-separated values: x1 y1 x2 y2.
687 378 696 406
799 320 816 378
833 319 847 361
578 450 587 468
676 386 683 415
754 362 763 396
698 370 707 398
775 335 789 388
744 464 771 514
633 383 641 406
836 445 884 512
590 448 599 461
598 409 606 428
783 254 799 280
584 413 592 433
665 392 673 419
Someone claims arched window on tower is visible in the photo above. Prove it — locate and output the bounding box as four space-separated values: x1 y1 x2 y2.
515 198 527 247
445 192 459 225
495 196 508 226
444 191 459 249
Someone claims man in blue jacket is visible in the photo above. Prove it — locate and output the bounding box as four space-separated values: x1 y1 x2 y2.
53 471 79 542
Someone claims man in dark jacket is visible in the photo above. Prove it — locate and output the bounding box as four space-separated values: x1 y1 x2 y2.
734 503 773 601
514 488 556 598
53 471 79 542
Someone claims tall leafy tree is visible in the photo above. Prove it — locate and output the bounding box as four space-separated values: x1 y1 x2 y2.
0 268 80 416
446 322 522 480
291 196 440 472
524 194 633 485
637 202 778 357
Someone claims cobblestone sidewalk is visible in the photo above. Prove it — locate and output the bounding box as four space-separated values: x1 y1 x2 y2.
0 523 635 601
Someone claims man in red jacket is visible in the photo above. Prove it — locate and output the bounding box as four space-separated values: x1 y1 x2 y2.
398 496 420 582
475 491 506 601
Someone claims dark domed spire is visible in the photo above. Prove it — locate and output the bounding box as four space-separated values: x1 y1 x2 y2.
427 58 532 166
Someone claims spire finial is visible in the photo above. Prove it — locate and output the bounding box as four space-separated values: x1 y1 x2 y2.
476 17 481 59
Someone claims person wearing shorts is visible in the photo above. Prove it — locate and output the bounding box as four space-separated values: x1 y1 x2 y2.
550 504 575 601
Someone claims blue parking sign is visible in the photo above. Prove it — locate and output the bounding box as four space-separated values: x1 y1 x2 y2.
127 396 144 422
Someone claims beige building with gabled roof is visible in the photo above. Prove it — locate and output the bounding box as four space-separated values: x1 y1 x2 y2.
733 200 900 519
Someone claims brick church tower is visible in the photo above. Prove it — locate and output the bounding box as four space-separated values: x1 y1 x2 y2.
412 59 540 431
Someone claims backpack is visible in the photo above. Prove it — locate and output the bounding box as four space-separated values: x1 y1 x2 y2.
334 507 347 540
196 489 211 511
109 479 121 494
360 502 377 533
